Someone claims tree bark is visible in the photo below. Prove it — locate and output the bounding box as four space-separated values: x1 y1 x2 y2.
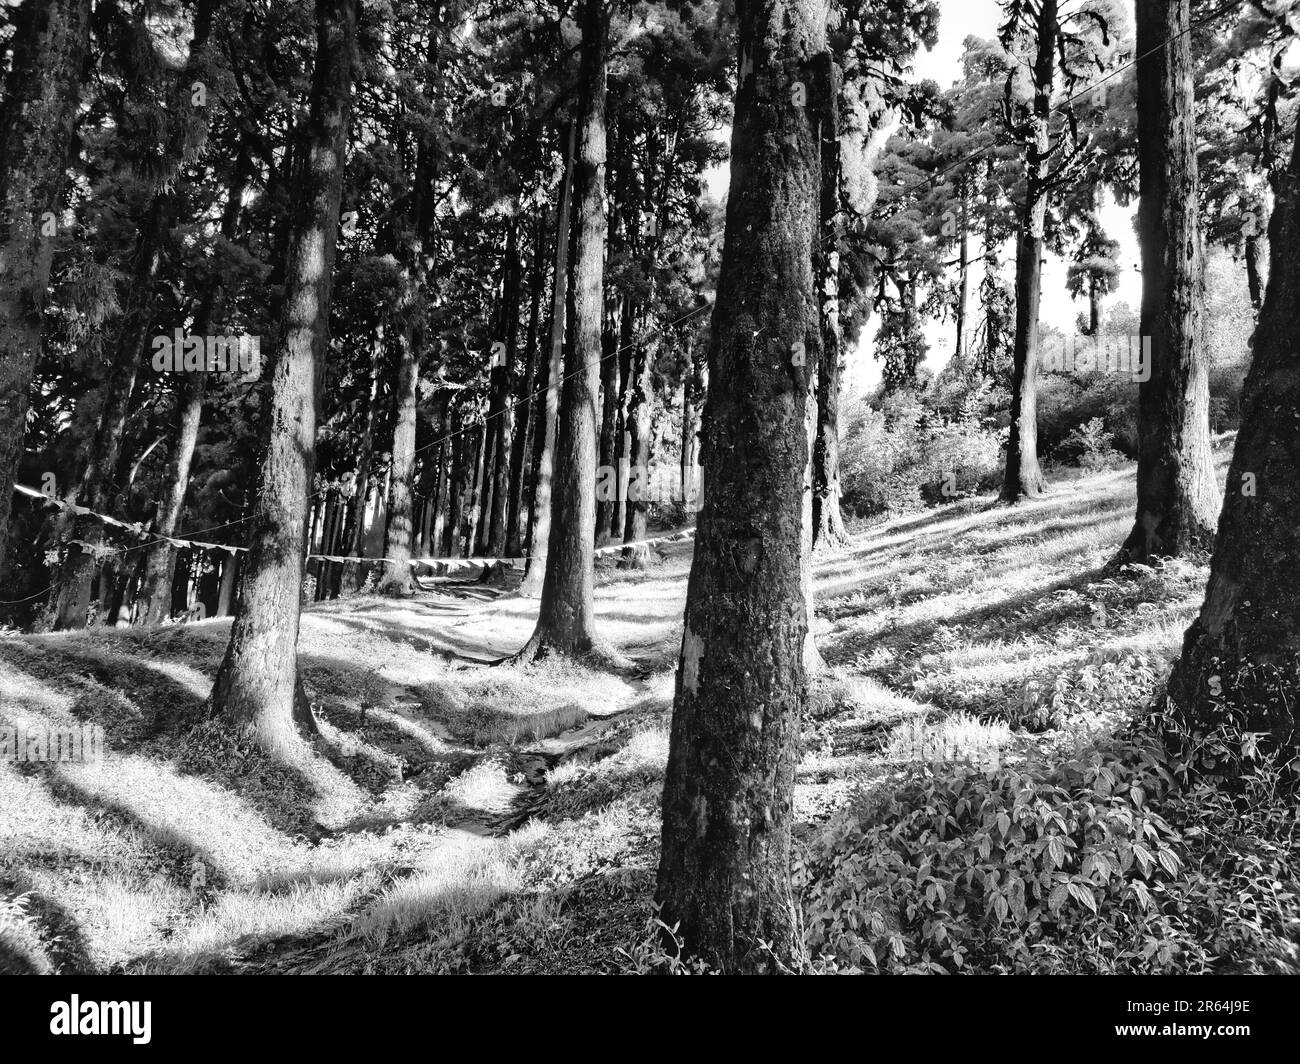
213 549 235 616
431 401 452 557
467 413 487 555
619 323 653 565
811 55 847 549
0 0 91 577
1164 107 1300 752
378 324 420 594
612 295 635 540
977 159 1009 380
1244 233 1264 311
486 217 521 557
1120 0 1217 558
595 297 621 546
210 0 356 753
955 171 970 359
656 0 823 973
619 119 676 566
1001 0 1055 503
680 341 705 507
515 0 607 656
506 211 547 557
339 326 385 593
520 122 576 596
446 415 470 558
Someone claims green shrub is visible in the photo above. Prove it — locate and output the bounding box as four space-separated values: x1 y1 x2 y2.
1057 417 1124 472
800 715 1300 974
840 392 1002 519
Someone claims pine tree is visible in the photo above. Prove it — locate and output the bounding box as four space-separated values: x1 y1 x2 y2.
657 0 825 973
210 0 358 751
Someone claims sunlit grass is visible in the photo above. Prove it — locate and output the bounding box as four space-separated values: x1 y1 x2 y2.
0 452 1231 974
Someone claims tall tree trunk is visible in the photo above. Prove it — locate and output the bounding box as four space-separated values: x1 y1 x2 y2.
446 416 469 558
595 298 620 546
0 0 91 577
520 122 576 597
656 0 824 973
1244 232 1265 311
812 56 847 549
507 211 547 557
955 171 970 358
1120 0 1217 558
612 295 635 540
431 401 453 557
1001 0 1056 503
514 0 607 656
680 341 705 508
210 0 356 752
487 217 521 557
467 415 487 555
216 551 239 617
378 324 420 594
619 119 677 566
1165 107 1300 751
340 326 385 593
978 159 1008 380
619 324 654 565
380 48 441 589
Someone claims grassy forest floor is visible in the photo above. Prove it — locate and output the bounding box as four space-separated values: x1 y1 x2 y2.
3 443 1282 975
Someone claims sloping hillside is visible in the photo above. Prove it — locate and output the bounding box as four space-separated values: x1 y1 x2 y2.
0 460 1231 974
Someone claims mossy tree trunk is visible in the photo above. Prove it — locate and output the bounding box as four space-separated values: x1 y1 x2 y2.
520 123 576 598
656 0 824 973
811 55 846 549
1164 105 1300 750
1120 0 1218 559
515 0 608 655
1001 0 1056 503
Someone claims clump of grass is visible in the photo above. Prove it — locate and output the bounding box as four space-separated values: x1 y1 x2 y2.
302 663 390 712
884 712 1011 769
352 828 544 946
416 679 466 717
136 874 380 974
452 702 588 746
440 758 519 816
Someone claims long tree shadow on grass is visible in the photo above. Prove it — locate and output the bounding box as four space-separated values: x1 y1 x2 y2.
0 638 209 739
823 562 1117 672
311 612 510 665
0 637 364 840
0 880 97 974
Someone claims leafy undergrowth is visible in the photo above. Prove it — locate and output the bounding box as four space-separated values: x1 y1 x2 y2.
800 713 1300 974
